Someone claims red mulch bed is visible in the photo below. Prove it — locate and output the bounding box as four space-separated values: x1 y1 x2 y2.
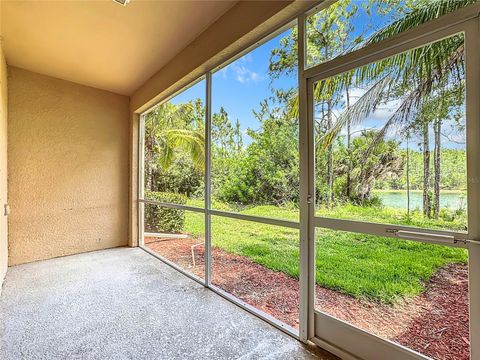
393 265 469 360
145 236 470 360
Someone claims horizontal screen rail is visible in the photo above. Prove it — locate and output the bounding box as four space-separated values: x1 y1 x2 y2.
209 209 300 229
138 199 300 229
139 199 205 213
313 311 429 360
315 216 473 248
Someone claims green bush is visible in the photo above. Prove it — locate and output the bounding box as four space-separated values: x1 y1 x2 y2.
144 191 187 233
151 155 204 198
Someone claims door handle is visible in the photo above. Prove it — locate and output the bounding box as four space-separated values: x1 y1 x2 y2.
396 230 455 244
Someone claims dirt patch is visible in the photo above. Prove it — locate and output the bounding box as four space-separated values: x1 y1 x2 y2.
145 235 469 360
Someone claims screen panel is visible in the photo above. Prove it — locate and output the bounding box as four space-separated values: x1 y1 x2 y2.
313 33 467 233
306 0 473 69
143 79 206 207
314 228 469 360
144 203 205 280
210 26 299 222
211 215 300 329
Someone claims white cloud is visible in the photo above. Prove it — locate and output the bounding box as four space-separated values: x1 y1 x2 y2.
232 63 263 83
223 54 265 84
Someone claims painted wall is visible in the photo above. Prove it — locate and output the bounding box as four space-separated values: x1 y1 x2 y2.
8 67 129 265
0 18 9 285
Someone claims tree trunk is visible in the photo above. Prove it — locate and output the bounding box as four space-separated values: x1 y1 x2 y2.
346 86 351 199
323 45 334 207
422 122 431 218
317 100 326 205
144 137 154 192
433 119 441 219
326 100 334 206
406 135 410 217
145 162 152 192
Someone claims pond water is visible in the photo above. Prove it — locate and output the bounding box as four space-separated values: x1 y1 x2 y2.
375 191 467 211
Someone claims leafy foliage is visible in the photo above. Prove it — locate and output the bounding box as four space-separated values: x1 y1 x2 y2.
144 191 187 233
144 0 469 220
213 96 300 205
331 130 403 204
144 99 205 196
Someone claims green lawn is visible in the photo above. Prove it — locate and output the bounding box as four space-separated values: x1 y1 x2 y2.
182 200 467 304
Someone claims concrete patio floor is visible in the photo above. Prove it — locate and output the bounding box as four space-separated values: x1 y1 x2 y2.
0 247 336 359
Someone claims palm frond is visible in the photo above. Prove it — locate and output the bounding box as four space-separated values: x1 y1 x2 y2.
163 129 205 170
318 75 392 149
158 142 175 170
365 0 476 46
366 42 465 156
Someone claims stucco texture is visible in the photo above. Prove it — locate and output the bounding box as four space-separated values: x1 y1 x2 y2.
0 24 8 283
8 67 129 265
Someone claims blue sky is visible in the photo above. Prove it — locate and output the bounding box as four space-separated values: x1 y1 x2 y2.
212 38 296 132
170 27 296 142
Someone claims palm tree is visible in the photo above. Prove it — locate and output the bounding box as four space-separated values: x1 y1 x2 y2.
323 0 470 138
318 0 472 214
144 101 205 191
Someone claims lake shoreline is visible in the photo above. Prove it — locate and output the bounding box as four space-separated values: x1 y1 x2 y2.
373 189 466 210
374 189 466 194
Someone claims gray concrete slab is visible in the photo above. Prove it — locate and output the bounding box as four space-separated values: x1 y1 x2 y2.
0 247 337 360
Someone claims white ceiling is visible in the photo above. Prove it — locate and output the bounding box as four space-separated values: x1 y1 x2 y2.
1 0 238 95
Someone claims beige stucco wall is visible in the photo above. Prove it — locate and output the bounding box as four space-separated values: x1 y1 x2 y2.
8 67 129 265
0 18 8 284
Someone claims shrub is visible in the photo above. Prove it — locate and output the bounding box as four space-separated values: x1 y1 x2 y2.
144 191 187 233
151 155 204 198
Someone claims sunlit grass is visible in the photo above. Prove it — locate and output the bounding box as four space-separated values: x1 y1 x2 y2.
316 203 467 232
181 200 467 303
314 228 466 303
